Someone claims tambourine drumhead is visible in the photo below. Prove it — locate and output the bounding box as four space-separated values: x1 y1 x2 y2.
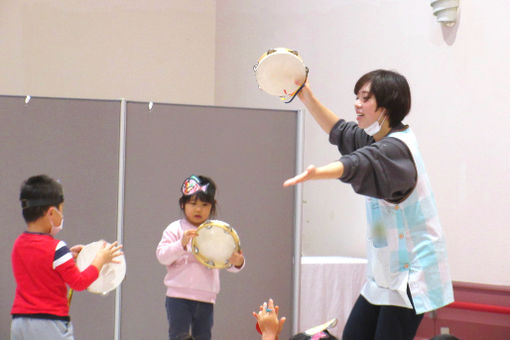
75 241 126 295
254 48 308 98
192 220 240 269
304 318 338 335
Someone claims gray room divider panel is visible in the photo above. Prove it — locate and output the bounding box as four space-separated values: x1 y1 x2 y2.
0 96 121 340
121 102 298 340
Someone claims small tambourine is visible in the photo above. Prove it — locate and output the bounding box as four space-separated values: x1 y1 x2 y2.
75 241 126 295
191 220 241 269
256 317 337 336
253 47 309 103
303 318 337 336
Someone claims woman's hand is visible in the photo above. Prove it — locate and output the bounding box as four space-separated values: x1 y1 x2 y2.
296 80 314 105
283 161 344 187
283 165 318 187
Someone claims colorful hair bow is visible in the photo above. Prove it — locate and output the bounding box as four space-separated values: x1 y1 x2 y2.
181 175 209 196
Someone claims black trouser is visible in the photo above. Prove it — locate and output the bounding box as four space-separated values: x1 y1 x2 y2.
165 297 213 340
342 287 424 340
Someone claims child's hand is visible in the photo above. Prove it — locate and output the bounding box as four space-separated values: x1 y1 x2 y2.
229 249 244 268
181 230 198 250
98 241 123 263
252 299 286 340
70 244 84 260
92 241 123 271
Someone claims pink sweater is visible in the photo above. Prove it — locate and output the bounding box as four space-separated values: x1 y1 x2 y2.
156 218 243 303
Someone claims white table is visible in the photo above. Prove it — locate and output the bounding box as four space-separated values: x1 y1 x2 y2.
299 256 368 337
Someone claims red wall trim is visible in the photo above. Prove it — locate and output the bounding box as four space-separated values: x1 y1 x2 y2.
448 301 510 315
415 281 510 340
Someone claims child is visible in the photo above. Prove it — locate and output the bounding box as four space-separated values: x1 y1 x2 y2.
156 175 245 340
10 174 123 340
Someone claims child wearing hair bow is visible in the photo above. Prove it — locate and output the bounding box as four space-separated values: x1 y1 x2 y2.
156 175 245 340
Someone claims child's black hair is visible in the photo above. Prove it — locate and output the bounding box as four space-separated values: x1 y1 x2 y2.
19 175 64 223
179 175 217 217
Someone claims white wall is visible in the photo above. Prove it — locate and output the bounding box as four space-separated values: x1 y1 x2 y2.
0 0 216 104
215 1 510 286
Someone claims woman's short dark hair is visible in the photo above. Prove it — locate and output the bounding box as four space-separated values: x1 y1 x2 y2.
19 175 64 223
178 175 217 217
354 69 411 127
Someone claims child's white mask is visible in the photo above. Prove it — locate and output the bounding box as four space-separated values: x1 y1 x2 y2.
49 208 64 236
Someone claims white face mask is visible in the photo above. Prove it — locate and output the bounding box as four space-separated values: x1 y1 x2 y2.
363 112 387 136
49 208 64 236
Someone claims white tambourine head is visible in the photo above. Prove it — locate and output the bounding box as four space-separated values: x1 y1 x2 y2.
192 220 240 269
255 48 307 98
75 241 126 295
304 318 338 336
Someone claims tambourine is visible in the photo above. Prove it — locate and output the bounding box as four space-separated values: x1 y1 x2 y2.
303 318 337 336
75 241 126 295
253 47 309 103
191 220 241 269
256 317 337 336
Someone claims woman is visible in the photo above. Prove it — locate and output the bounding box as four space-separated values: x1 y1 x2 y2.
284 69 454 340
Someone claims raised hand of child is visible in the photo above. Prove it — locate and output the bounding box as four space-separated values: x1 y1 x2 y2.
252 299 286 340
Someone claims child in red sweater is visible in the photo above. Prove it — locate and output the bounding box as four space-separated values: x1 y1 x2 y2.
11 174 122 340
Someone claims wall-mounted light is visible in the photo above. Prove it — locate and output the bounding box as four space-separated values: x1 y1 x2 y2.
431 0 459 27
